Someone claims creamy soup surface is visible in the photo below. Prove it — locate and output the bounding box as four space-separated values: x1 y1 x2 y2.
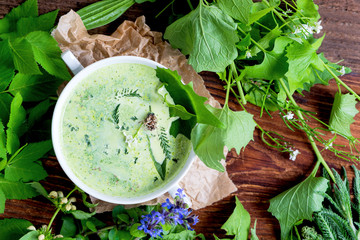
60 63 191 197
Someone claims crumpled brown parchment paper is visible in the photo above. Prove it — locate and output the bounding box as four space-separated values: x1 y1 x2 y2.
52 10 237 211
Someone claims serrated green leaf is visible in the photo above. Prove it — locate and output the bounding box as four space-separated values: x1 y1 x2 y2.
9 37 41 75
246 37 293 80
28 182 48 198
0 121 6 161
249 6 274 25
191 105 256 172
164 2 238 72
86 221 97 232
71 210 96 220
0 176 38 199
19 230 39 240
0 40 15 92
0 189 5 213
250 27 282 57
0 93 13 125
329 92 359 140
161 229 197 240
130 223 146 238
0 218 33 240
156 68 224 138
8 72 63 102
109 229 132 240
6 0 38 21
268 176 328 240
296 0 320 22
16 9 58 36
6 93 26 154
5 161 47 182
27 99 52 130
26 31 71 80
60 216 77 237
10 140 52 165
221 197 250 240
285 40 324 93
218 0 253 24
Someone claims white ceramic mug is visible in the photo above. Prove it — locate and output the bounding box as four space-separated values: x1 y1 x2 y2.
52 50 195 206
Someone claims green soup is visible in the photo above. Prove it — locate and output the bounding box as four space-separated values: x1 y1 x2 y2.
60 63 191 198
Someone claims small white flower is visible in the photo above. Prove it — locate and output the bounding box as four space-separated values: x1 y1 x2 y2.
289 149 300 161
339 66 346 76
71 205 77 211
325 142 333 150
54 235 64 239
286 9 293 13
313 20 323 34
38 234 45 240
69 197 76 203
27 225 36 231
60 197 68 204
245 50 252 59
41 225 47 231
48 191 58 199
284 111 294 120
65 203 72 211
57 191 64 198
123 132 136 147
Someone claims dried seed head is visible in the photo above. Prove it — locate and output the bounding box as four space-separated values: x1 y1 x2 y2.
144 113 157 131
48 191 58 199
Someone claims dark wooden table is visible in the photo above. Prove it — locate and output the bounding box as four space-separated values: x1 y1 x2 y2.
1 0 360 239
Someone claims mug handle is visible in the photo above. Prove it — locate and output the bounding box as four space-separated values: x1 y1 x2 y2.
61 50 84 75
168 183 192 208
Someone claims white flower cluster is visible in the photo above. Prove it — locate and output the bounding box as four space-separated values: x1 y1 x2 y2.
283 111 294 120
339 66 346 76
293 20 323 39
48 191 77 211
288 147 300 161
27 225 63 240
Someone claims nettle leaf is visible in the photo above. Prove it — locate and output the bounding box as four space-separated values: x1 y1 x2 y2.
285 40 324 93
5 161 47 182
268 176 328 240
0 40 15 92
6 0 38 21
218 0 253 24
0 93 13 124
16 10 58 37
0 218 33 239
221 197 251 240
0 121 6 161
0 176 38 200
156 68 224 138
8 72 63 102
329 92 359 140
6 93 26 155
60 216 77 237
9 37 41 75
191 105 256 172
26 31 71 80
0 189 5 213
19 230 39 240
246 37 293 80
71 210 96 220
164 2 238 72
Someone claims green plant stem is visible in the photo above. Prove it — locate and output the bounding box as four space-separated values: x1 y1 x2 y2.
224 74 231 107
186 0 194 10
323 62 360 101
278 78 335 182
263 0 295 32
237 26 268 53
229 62 247 105
84 225 116 237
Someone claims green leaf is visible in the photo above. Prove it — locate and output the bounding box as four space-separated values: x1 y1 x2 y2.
191 105 256 172
130 223 146 238
250 27 282 56
221 197 250 240
236 34 251 51
5 161 47 182
0 93 13 124
249 6 274 25
164 2 238 72
6 93 26 154
8 72 63 101
246 37 293 80
9 140 52 165
156 68 224 138
0 176 38 199
86 221 97 232
16 10 59 36
109 229 132 240
117 213 130 224
60 216 78 237
0 121 6 161
268 176 328 240
9 37 41 75
329 92 359 140
26 31 71 80
27 99 52 130
0 189 5 213
0 40 15 92
167 103 196 120
6 0 38 21
19 230 39 240
250 220 259 240
296 0 320 21
71 210 96 220
0 218 33 240
285 40 324 93
218 0 253 24
28 182 48 198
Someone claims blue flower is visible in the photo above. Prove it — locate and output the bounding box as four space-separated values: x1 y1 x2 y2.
161 198 173 210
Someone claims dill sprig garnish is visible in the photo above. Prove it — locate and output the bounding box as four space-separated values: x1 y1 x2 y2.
116 88 141 98
159 127 171 161
112 104 120 125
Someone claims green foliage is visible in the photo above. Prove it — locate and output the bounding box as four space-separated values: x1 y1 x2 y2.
164 1 238 72
0 218 33 240
191 105 256 172
218 0 253 24
329 92 359 141
268 176 328 239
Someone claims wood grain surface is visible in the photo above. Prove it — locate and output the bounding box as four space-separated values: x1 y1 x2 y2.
1 0 360 239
